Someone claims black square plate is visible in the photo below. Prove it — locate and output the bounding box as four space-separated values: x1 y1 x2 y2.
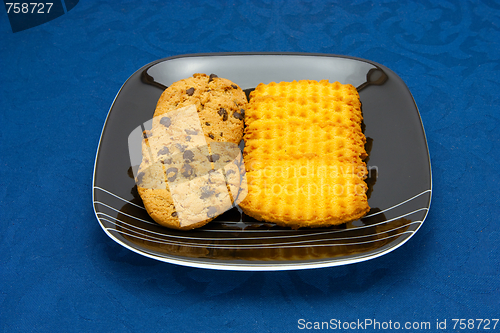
93 53 432 271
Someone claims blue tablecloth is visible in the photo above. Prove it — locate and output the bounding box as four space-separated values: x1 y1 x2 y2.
1 1 498 331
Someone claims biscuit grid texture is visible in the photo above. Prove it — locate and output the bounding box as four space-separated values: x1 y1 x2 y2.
135 74 247 230
238 80 370 228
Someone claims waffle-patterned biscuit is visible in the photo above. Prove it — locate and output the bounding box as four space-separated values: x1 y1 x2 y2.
238 80 370 228
136 101 245 230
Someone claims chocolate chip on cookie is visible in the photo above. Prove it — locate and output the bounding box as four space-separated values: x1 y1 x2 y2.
233 110 244 120
136 171 145 185
166 167 178 182
207 153 220 162
161 157 173 165
218 108 228 121
175 143 187 152
207 206 218 218
160 116 172 127
183 150 195 162
186 87 195 96
185 128 199 135
157 146 170 156
181 163 195 178
200 186 215 199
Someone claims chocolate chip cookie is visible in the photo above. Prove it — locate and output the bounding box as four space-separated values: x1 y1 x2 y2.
154 73 247 144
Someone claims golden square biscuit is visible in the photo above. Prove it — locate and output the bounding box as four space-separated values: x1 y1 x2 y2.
238 80 370 228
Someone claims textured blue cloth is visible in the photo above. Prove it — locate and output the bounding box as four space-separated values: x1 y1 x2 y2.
1 0 499 332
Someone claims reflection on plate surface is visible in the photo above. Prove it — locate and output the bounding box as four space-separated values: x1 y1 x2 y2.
93 53 432 271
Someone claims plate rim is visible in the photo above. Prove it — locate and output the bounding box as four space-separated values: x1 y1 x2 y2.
92 52 433 271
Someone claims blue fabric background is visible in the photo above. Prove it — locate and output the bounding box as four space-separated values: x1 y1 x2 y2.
1 0 499 332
